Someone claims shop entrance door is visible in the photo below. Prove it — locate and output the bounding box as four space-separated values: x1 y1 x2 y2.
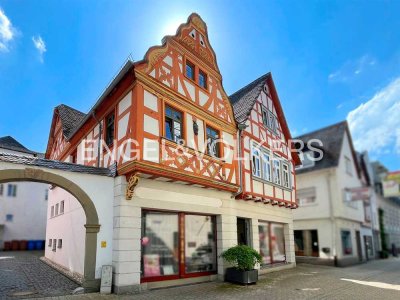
237 218 251 246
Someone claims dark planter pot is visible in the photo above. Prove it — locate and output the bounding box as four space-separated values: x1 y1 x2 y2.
225 267 258 285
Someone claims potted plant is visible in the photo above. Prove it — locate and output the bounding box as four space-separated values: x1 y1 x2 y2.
221 245 262 285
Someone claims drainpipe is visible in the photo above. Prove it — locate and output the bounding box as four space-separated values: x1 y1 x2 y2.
234 123 248 198
92 111 102 167
326 169 337 265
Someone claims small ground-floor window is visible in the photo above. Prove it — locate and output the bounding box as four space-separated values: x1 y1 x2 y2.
258 221 286 266
141 210 217 282
341 230 353 255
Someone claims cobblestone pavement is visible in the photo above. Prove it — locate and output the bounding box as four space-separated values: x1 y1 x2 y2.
0 251 79 299
36 257 400 300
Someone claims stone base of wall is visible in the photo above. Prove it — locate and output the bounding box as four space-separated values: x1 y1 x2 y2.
296 256 363 267
40 256 84 284
259 262 295 275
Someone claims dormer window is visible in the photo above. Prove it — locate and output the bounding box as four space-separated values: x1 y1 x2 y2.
185 60 195 80
296 151 315 169
199 70 207 89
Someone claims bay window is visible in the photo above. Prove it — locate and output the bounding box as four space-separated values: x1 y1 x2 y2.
282 163 290 188
262 152 271 181
273 158 281 185
252 147 261 177
141 210 216 281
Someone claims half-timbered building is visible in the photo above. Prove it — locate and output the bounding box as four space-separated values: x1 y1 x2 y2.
44 13 299 293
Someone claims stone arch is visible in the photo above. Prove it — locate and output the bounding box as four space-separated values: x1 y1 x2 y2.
0 168 100 290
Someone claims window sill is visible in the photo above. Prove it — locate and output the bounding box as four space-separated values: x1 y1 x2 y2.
252 176 293 192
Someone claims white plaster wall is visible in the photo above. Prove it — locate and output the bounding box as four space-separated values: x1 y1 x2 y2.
45 187 86 275
0 147 48 249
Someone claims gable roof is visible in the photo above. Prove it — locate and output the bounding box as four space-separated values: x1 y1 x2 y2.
0 136 37 155
294 121 360 175
56 104 86 140
229 73 301 165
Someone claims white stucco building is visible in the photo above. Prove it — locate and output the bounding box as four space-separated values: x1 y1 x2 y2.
0 136 48 250
292 121 377 266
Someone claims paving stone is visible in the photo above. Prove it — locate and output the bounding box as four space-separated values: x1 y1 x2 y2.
0 251 79 299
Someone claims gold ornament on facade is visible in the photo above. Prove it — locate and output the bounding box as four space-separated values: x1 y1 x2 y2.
191 15 206 33
145 46 169 73
125 174 140 200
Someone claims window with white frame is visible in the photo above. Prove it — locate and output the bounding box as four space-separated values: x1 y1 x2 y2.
252 147 261 178
48 239 52 247
60 200 65 214
262 151 272 181
0 184 3 196
273 158 281 185
52 239 56 252
50 206 54 218
297 187 316 206
345 156 352 175
55 203 59 216
45 189 48 201
261 105 278 134
282 163 290 188
58 239 63 249
7 184 17 197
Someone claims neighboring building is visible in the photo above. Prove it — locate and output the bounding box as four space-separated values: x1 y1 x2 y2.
292 121 370 266
44 13 299 292
0 136 48 250
372 162 400 254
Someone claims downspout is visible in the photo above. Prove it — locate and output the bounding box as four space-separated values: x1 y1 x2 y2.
92 111 102 167
234 123 248 198
326 169 337 266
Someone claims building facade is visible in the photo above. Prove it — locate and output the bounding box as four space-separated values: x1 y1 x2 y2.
0 136 48 250
44 14 299 292
292 121 375 266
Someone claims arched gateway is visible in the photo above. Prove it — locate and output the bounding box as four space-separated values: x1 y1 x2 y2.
0 153 116 291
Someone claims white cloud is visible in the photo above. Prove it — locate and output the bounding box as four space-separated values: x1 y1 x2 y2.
347 77 400 155
0 7 15 51
32 35 46 62
329 55 376 82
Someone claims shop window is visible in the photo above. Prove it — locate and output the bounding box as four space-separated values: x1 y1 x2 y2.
198 69 207 89
141 210 216 281
185 215 216 273
258 221 286 266
7 184 17 197
341 230 352 255
165 106 183 144
185 60 195 80
206 126 220 158
105 112 115 146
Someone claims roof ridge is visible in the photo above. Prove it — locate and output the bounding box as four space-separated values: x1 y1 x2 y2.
229 72 270 99
294 120 347 139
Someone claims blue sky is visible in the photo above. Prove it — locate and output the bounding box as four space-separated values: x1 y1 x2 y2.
0 0 399 170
